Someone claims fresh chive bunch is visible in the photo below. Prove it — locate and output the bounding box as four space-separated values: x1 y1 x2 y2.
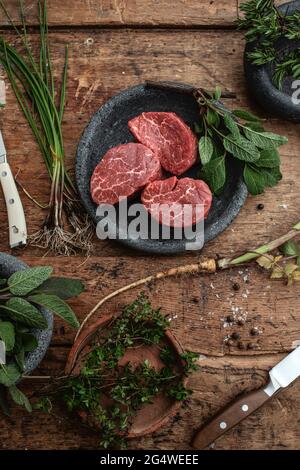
238 0 300 89
0 1 93 255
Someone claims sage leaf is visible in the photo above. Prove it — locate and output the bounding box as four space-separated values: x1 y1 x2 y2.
255 148 280 168
224 134 260 162
232 109 262 122
200 156 226 194
243 128 288 149
5 298 48 329
0 321 15 352
29 294 80 328
15 349 25 373
260 166 282 187
0 364 21 387
199 136 214 165
21 333 38 353
33 277 85 300
0 385 10 416
243 164 265 195
223 113 240 137
8 266 53 296
280 240 300 257
8 385 32 412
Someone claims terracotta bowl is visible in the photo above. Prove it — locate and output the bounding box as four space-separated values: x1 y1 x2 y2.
65 315 187 438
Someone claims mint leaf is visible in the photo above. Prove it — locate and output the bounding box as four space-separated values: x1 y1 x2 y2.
244 165 265 195
255 148 280 168
8 266 53 296
224 134 260 162
259 166 282 187
244 128 288 149
280 240 300 257
214 86 222 100
4 298 48 329
200 156 226 194
21 333 38 352
8 385 32 412
29 294 80 328
0 321 15 352
33 277 84 300
0 364 21 387
206 108 220 127
199 136 214 165
232 109 262 122
223 113 240 137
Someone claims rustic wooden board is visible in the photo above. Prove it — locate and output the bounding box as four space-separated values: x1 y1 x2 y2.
0 351 299 450
0 30 299 257
0 14 300 452
0 0 238 27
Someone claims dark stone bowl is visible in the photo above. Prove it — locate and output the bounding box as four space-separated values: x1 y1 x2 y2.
244 0 300 123
76 83 248 254
0 253 53 375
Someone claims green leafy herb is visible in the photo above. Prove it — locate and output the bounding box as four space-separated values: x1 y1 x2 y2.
195 88 287 195
0 265 83 409
237 0 300 89
36 295 198 449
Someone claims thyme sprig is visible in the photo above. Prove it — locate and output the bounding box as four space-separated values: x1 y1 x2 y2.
238 0 300 89
35 295 198 449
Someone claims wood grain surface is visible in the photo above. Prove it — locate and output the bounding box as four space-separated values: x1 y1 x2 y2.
0 0 300 451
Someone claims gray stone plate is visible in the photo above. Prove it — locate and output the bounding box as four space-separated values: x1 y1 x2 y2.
76 83 248 254
0 253 53 375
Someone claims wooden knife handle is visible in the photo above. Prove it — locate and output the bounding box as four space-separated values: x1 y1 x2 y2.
192 388 270 449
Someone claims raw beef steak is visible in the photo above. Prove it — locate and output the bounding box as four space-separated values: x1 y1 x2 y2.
128 112 198 175
91 143 162 205
141 177 212 227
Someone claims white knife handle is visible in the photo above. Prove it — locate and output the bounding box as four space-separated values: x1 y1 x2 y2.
0 162 27 248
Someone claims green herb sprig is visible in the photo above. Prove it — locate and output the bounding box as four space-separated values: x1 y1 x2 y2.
0 266 83 413
35 294 198 449
0 1 93 255
238 0 300 89
196 87 287 195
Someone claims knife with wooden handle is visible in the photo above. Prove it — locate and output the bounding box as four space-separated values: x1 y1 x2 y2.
0 131 27 248
192 346 300 449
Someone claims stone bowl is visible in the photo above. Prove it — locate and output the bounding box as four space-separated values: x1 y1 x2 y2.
244 0 300 123
0 252 53 375
76 82 248 255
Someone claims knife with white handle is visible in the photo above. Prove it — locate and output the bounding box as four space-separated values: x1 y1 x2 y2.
0 131 27 248
192 346 300 449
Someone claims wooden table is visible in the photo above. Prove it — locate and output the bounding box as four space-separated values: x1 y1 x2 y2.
0 0 300 451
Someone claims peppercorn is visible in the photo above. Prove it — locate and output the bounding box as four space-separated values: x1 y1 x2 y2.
250 327 260 336
257 203 264 211
231 332 241 340
237 318 246 326
232 283 240 291
227 315 234 323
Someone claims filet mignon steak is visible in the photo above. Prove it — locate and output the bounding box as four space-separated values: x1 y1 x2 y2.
90 143 162 205
128 112 198 175
141 177 212 228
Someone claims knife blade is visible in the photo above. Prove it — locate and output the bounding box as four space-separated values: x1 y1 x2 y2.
192 346 300 449
0 131 27 248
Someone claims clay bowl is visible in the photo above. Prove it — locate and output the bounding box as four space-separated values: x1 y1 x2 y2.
65 315 187 438
244 0 300 122
76 82 248 255
0 252 53 375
